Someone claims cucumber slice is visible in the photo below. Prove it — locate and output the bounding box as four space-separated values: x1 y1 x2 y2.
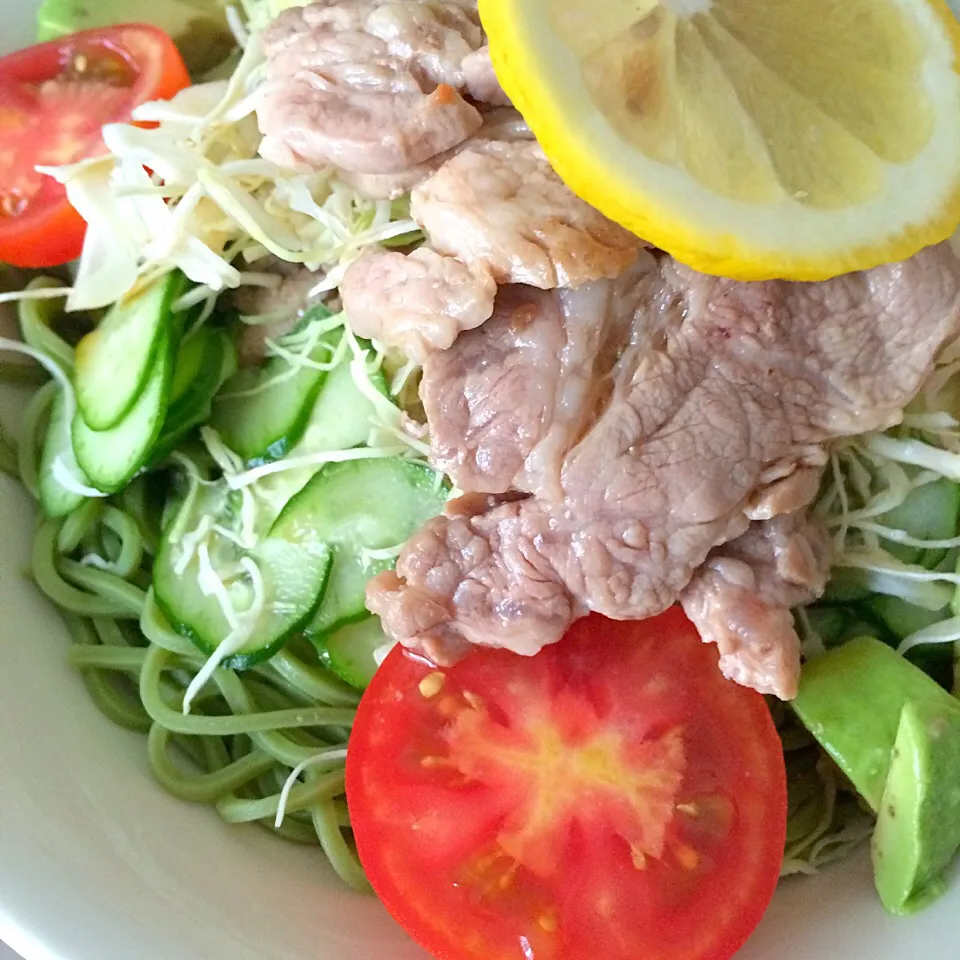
72 331 173 493
308 554 382 637
153 328 236 460
251 352 390 519
211 308 336 464
299 356 387 452
879 477 960 569
869 596 947 641
153 484 333 668
167 326 209 410
318 616 387 689
74 273 181 431
272 457 448 639
856 596 953 686
38 390 91 518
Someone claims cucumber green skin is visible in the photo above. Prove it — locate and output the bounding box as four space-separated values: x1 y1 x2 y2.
231 355 393 537
259 430 310 467
153 552 333 670
272 458 449 640
317 648 355 687
38 390 87 518
317 615 386 690
951 553 960 620
211 315 367 466
153 478 334 670
274 459 449 544
72 331 174 494
867 596 945 640
879 477 960 570
307 558 390 640
295 358 388 456
865 595 955 687
167 326 209 409
74 273 182 431
211 349 328 465
806 597 954 689
211 326 387 467
153 527 333 670
151 329 235 463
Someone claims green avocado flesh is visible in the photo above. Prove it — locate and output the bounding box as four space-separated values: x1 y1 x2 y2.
872 699 960 914
793 637 955 811
37 0 235 74
793 636 960 914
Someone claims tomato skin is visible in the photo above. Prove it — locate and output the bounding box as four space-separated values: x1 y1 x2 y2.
0 181 88 268
0 25 190 268
0 24 190 102
347 609 787 960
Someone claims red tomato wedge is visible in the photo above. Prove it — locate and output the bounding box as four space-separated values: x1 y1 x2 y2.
0 25 189 268
347 609 787 960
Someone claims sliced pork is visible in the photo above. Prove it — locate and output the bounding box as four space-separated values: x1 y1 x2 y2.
410 140 642 288
680 513 831 699
369 243 960 698
341 140 644 359
341 246 495 361
367 498 581 664
461 47 510 105
258 0 502 174
423 254 658 496
335 107 533 199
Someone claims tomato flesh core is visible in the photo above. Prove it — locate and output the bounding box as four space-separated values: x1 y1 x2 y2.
0 26 189 267
347 609 787 960
0 46 133 218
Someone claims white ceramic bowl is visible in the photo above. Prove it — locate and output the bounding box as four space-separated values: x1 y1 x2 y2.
0 4 958 958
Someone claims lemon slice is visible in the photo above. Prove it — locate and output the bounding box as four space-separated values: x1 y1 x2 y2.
480 0 960 279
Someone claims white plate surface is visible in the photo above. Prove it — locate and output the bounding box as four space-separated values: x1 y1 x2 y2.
0 3 958 958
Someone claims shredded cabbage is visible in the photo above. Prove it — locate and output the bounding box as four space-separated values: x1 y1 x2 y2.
792 335 960 867
772 701 875 877
51 458 109 499
897 615 960 656
814 348 960 646
38 25 420 312
239 0 311 35
274 746 349 829
182 555 266 713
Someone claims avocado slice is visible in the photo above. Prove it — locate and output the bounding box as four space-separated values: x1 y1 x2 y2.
871 698 960 914
794 636 960 915
792 636 957 811
36 0 236 75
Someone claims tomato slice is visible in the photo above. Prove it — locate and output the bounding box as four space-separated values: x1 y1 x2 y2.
0 25 189 268
347 609 787 960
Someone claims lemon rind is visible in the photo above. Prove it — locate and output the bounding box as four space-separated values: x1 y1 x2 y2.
481 0 960 280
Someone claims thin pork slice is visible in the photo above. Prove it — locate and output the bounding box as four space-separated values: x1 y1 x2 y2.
369 243 960 697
